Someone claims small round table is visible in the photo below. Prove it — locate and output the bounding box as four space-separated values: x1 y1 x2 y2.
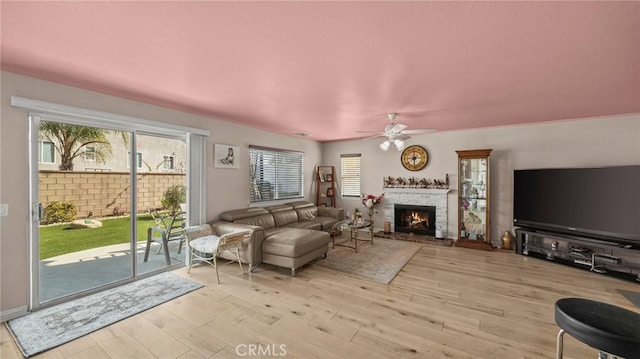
331 219 374 253
554 297 640 359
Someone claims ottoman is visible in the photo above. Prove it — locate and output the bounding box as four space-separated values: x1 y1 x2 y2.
262 229 330 276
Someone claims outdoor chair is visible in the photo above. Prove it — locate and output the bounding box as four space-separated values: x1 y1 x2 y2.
183 224 250 284
144 208 186 264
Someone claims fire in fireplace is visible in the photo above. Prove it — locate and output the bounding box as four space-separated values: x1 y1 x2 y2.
394 204 436 235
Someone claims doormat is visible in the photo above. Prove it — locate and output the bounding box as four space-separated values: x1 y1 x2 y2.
316 237 422 284
6 272 202 357
374 231 453 247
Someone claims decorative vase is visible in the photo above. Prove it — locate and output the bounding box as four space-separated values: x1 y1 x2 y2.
501 230 514 250
367 207 374 220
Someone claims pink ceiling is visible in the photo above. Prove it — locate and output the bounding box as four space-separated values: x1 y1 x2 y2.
1 1 639 142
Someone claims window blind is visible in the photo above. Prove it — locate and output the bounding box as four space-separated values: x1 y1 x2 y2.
341 154 361 197
249 146 304 203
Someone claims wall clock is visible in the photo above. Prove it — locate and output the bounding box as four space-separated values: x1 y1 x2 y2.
401 145 429 171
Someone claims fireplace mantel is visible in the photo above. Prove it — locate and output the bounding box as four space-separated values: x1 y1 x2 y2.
383 188 450 235
383 188 450 195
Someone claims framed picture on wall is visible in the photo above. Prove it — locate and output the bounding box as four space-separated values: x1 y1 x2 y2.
214 144 240 169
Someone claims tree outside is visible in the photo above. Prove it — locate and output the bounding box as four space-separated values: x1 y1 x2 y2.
39 121 125 171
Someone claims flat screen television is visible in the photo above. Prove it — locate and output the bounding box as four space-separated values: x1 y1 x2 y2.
513 165 640 243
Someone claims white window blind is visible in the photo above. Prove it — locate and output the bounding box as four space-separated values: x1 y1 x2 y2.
250 146 304 203
341 154 361 197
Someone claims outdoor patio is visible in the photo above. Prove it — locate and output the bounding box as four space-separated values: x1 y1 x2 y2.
40 240 185 302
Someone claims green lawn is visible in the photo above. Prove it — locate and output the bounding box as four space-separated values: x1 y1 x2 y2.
39 215 157 259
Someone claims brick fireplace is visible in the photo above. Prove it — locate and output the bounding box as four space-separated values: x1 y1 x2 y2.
383 188 450 236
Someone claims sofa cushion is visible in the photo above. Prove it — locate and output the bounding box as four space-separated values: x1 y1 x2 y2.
263 226 293 238
220 208 270 221
235 213 276 229
295 206 318 221
266 205 299 227
287 201 319 221
284 221 322 231
286 200 315 208
262 229 330 258
308 216 341 231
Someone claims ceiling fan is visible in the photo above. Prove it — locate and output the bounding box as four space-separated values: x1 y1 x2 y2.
357 113 436 151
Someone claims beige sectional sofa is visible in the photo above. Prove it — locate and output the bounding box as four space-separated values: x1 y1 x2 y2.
209 201 344 276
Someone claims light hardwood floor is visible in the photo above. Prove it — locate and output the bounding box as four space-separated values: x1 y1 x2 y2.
2 242 639 358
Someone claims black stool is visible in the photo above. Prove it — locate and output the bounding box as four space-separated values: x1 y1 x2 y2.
555 298 640 359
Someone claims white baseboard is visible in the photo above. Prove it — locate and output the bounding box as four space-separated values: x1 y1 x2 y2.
1 305 28 322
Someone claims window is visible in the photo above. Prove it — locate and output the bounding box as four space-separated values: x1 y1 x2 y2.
341 154 361 197
84 146 96 161
249 146 304 203
127 151 143 169
163 155 175 170
40 141 55 163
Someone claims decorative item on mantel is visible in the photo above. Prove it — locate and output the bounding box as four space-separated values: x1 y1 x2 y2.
361 193 384 220
383 175 449 189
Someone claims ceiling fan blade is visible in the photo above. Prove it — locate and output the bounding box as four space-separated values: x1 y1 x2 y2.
401 129 437 135
385 123 408 134
396 134 411 141
360 134 385 140
394 123 408 132
355 130 384 134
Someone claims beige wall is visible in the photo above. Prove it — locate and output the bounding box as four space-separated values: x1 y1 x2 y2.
0 71 322 318
323 115 640 246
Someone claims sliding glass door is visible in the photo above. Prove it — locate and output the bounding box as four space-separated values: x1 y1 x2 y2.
136 133 187 275
30 117 187 307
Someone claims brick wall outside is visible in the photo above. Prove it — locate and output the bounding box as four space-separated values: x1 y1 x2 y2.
39 171 186 218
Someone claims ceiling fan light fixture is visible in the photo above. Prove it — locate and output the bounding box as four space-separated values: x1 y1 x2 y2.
380 140 390 151
394 139 405 151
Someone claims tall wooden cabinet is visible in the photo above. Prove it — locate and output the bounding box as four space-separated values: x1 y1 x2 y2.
456 149 492 247
316 165 336 207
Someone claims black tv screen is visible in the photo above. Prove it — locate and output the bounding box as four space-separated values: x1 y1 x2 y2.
513 165 640 242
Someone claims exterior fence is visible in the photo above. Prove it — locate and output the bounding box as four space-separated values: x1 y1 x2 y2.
39 171 186 218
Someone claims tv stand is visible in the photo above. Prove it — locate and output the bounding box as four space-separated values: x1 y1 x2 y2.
516 229 640 282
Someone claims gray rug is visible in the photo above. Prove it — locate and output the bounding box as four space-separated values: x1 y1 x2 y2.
618 289 640 309
6 272 202 357
316 237 422 284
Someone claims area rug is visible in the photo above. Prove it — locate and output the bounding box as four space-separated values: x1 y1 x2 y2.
374 231 453 247
316 237 422 284
6 272 202 357
617 289 640 309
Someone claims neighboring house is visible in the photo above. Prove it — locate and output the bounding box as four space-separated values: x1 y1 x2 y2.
38 132 186 173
